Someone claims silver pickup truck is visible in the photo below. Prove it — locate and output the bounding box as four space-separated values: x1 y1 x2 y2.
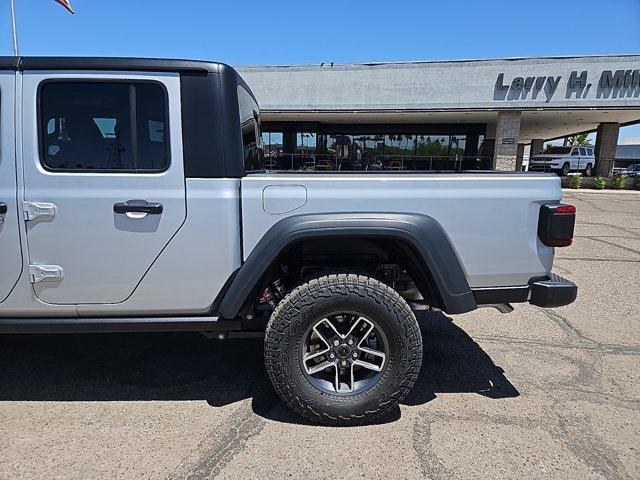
0 57 577 424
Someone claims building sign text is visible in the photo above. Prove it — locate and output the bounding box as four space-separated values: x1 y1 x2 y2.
494 69 640 102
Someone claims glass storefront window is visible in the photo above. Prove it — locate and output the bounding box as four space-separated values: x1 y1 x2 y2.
414 135 449 169
384 134 415 156
352 135 384 170
477 135 485 155
262 132 283 154
324 135 337 154
450 136 466 156
383 134 415 170
262 128 481 171
262 131 283 168
297 132 316 154
415 135 449 156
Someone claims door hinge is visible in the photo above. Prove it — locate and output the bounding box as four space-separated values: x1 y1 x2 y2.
29 264 64 283
23 201 57 221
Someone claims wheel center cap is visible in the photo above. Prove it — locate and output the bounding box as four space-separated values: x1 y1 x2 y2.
337 345 350 358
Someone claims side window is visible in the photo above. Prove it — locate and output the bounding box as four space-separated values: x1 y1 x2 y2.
571 148 580 156
40 82 169 172
579 148 587 156
587 148 594 156
237 85 262 171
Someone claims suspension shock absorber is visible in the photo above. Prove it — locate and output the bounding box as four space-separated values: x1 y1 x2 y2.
272 278 286 298
260 277 287 310
260 287 278 309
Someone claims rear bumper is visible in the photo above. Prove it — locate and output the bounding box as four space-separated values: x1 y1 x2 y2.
529 273 578 308
472 273 577 309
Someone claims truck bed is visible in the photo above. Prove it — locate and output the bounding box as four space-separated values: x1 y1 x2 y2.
241 172 561 288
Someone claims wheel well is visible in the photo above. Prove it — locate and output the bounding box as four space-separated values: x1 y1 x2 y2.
244 236 443 318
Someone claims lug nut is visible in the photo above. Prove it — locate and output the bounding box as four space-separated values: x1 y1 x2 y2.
333 340 340 347
329 353 335 359
348 339 354 346
341 360 347 366
352 351 358 358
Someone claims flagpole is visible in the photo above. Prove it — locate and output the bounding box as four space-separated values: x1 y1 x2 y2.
9 0 18 56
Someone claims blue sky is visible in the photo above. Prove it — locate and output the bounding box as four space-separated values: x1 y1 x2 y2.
2 0 640 140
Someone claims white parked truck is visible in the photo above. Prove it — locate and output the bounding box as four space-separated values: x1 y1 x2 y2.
0 57 578 424
528 145 595 176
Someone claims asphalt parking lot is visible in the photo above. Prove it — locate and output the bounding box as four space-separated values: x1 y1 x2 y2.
0 190 638 480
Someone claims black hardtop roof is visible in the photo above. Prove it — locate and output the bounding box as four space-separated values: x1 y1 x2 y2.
0 56 234 74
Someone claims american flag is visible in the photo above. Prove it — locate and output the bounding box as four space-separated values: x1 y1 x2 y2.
54 0 75 14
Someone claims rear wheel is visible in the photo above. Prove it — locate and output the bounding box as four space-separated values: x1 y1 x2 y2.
560 162 570 176
584 163 593 176
264 274 423 425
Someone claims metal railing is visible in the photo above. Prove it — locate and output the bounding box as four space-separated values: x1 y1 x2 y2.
261 154 494 172
373 155 493 171
262 154 638 176
262 153 340 171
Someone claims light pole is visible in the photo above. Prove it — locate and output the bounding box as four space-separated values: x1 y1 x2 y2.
9 0 18 56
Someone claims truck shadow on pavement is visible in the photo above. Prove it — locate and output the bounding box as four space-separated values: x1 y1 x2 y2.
0 312 518 425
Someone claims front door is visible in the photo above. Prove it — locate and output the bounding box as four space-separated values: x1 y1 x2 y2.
21 71 186 304
0 72 22 303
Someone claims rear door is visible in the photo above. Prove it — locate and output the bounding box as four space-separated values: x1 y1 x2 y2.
0 71 22 303
579 148 588 170
570 148 580 170
21 71 186 304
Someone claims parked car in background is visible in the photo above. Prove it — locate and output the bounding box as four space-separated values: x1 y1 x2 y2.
624 164 640 177
528 146 595 176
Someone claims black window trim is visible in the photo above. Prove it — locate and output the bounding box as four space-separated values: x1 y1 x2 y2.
37 78 171 174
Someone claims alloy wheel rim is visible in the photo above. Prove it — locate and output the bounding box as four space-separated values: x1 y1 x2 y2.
300 313 388 395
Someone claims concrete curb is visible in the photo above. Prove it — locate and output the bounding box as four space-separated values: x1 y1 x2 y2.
562 188 640 194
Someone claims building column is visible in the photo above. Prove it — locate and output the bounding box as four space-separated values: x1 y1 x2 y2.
594 122 620 177
483 122 496 160
493 111 522 171
515 143 526 171
464 132 480 157
530 138 545 157
283 131 297 154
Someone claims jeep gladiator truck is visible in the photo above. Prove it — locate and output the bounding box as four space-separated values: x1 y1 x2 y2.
0 58 577 424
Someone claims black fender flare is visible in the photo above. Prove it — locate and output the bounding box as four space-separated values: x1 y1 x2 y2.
216 213 477 317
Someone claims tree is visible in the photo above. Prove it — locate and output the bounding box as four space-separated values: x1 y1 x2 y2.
565 133 591 146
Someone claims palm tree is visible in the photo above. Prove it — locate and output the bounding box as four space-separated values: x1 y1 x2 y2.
565 133 591 146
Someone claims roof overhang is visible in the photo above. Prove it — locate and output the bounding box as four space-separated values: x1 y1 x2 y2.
238 55 640 141
238 55 640 112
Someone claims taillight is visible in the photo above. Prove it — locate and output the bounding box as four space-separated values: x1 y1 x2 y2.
554 204 576 215
538 203 576 247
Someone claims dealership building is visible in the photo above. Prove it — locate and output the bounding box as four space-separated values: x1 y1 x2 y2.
238 54 640 174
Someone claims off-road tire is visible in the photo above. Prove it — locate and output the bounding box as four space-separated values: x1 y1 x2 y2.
584 163 593 177
264 274 423 425
560 162 570 176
